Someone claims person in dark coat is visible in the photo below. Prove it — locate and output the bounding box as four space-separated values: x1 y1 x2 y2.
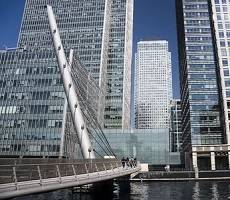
126 157 130 167
121 157 126 168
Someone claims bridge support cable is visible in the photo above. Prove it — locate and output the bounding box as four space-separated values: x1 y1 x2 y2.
47 5 115 159
61 51 115 158
47 5 95 159
70 56 116 157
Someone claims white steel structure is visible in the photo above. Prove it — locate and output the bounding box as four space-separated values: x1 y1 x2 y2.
134 40 172 129
47 5 95 159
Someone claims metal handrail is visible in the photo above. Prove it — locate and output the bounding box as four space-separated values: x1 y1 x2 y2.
0 160 141 199
0 159 120 167
0 159 137 185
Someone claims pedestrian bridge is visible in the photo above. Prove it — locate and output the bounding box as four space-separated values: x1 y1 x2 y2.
0 158 140 199
0 6 142 199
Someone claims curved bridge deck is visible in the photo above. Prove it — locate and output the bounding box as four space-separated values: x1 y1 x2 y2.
0 158 140 199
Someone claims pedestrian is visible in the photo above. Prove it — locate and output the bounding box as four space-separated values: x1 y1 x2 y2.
126 157 129 167
134 157 137 167
130 157 134 168
121 157 125 168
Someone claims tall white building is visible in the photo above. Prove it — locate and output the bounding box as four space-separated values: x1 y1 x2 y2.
134 40 172 129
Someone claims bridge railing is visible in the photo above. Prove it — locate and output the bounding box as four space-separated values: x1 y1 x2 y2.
0 159 124 185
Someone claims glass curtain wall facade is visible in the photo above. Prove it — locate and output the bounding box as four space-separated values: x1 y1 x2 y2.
98 129 181 165
211 0 230 144
170 99 182 152
134 41 172 129
0 0 133 157
104 0 133 129
176 0 224 154
18 0 133 129
0 49 80 157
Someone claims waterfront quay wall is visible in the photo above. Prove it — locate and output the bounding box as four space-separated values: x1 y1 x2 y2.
131 170 230 181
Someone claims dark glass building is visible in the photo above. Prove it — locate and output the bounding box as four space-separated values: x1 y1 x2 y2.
176 0 230 170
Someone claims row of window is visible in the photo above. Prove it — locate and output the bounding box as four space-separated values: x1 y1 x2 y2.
0 91 64 101
0 144 60 153
0 119 62 128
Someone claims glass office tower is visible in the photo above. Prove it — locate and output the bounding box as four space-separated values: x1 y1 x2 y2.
0 0 133 157
176 0 230 169
18 0 133 129
105 0 133 129
211 0 230 144
134 41 172 129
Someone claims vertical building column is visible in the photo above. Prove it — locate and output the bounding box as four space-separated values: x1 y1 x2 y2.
228 152 230 169
210 152 216 171
192 152 198 168
192 152 199 178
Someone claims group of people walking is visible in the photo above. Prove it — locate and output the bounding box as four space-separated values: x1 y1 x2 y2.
121 157 137 168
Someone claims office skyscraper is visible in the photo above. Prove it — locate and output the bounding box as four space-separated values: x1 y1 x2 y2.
134 40 172 129
0 0 133 157
176 0 230 170
19 0 133 129
211 0 230 145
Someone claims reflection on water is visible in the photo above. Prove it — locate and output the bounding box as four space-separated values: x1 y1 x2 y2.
14 181 230 200
193 182 200 200
212 183 219 200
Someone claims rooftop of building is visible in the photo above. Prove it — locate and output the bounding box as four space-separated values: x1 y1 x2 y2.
137 40 168 44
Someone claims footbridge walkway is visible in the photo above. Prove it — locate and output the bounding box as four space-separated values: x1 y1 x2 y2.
0 158 140 199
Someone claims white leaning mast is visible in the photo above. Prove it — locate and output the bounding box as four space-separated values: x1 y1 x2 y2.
47 5 95 159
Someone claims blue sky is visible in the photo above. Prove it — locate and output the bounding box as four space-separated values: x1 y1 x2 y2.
0 0 180 98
